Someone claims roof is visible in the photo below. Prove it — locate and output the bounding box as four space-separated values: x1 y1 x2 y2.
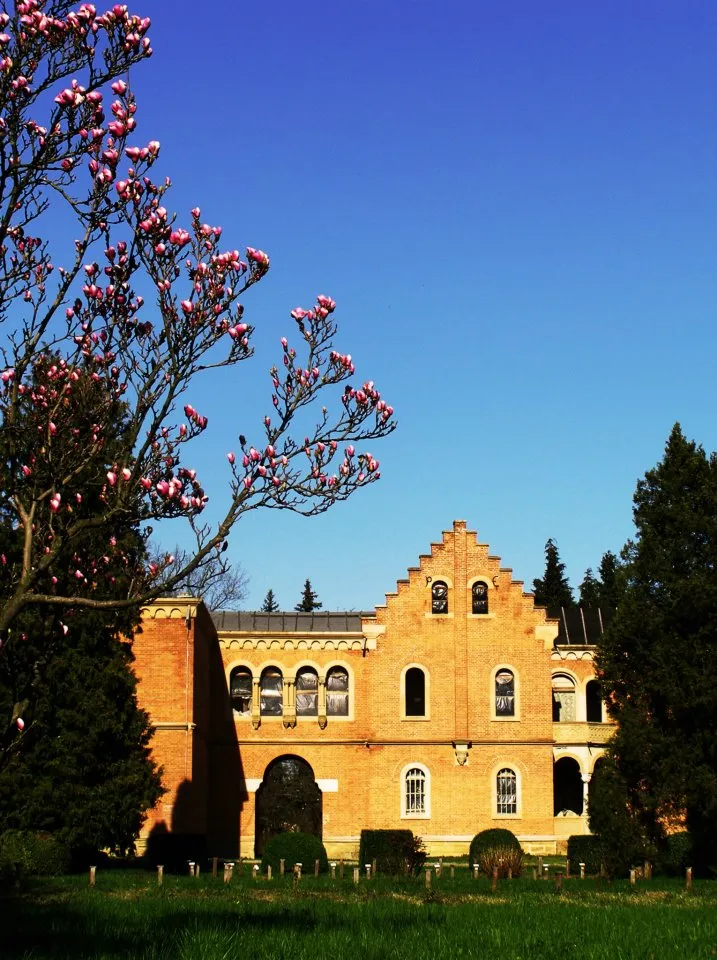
547 606 615 645
211 611 373 633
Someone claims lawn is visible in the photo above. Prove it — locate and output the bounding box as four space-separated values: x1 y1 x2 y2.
1 870 715 959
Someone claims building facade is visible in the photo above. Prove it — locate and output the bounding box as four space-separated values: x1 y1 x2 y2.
133 520 613 859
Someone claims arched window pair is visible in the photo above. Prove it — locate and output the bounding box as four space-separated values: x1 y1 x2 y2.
430 580 489 614
400 765 518 817
551 674 603 723
230 665 349 719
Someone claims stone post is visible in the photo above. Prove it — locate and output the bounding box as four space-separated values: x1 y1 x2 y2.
579 862 585 880
353 867 359 885
89 866 96 887
212 857 218 878
280 859 285 876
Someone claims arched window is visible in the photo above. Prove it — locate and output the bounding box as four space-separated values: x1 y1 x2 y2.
431 580 448 614
495 669 515 717
326 666 349 716
552 674 576 722
296 667 318 717
472 581 489 614
405 667 426 717
404 766 427 816
496 768 517 815
586 679 603 723
230 666 252 717
260 667 283 717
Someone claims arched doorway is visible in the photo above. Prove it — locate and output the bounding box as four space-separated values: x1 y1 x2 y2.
553 756 583 816
254 755 322 857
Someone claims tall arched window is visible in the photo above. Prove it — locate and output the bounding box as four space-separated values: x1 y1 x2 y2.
404 766 427 816
472 581 489 614
326 666 349 716
552 674 576 722
405 667 426 717
495 669 515 717
260 667 283 717
230 666 252 717
431 580 448 614
586 679 603 723
296 667 318 717
496 768 517 815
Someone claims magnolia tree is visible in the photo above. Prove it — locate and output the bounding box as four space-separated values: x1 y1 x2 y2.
0 5 395 671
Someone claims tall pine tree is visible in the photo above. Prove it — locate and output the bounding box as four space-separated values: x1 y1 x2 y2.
533 539 574 608
262 589 280 613
295 579 323 612
595 424 717 875
579 568 601 607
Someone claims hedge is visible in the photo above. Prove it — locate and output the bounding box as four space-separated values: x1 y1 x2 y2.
358 830 426 876
260 832 328 875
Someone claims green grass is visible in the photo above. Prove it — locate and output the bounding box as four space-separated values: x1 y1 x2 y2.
1 870 716 959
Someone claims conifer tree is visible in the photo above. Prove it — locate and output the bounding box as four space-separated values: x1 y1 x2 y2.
595 424 717 875
597 550 623 608
295 579 322 613
261 589 280 613
532 539 574 608
579 568 601 607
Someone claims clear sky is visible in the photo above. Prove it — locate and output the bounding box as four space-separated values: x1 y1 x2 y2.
130 0 716 610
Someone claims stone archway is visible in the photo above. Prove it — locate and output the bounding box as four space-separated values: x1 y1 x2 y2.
254 755 322 857
553 756 583 816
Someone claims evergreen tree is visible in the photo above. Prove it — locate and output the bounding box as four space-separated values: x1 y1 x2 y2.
532 539 574 608
596 424 717 875
579 568 601 607
262 589 280 613
597 550 623 608
295 579 323 612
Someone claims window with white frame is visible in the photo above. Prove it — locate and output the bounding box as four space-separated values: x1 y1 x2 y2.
472 580 489 614
230 666 252 717
431 580 448 614
403 766 428 816
326 666 349 716
552 673 576 722
496 768 517 815
260 667 283 717
495 669 515 717
296 667 318 717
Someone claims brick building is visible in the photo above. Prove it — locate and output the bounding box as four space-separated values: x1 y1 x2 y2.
133 520 613 859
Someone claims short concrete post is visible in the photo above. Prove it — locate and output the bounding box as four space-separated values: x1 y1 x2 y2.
195 863 200 878
686 867 693 891
434 862 441 878
450 866 455 880
491 867 498 893
89 866 96 887
555 873 563 892
280 859 285 877
579 862 585 880
253 864 259 880
157 865 164 886
543 864 549 879
425 868 431 890
223 864 229 884
364 863 371 880
353 866 359 885
629 868 636 887
315 859 320 879
532 867 537 881
267 865 272 880
537 856 543 876
507 867 512 881
188 861 195 877
340 859 344 879
330 862 336 880
372 858 377 878
565 857 570 878
644 860 652 880
295 863 302 880
472 863 479 879
212 857 218 878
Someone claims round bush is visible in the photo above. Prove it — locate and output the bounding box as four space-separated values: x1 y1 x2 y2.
469 828 521 865
260 832 328 875
0 830 70 883
657 832 692 877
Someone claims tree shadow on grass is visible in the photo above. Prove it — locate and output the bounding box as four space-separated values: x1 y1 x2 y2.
0 896 319 959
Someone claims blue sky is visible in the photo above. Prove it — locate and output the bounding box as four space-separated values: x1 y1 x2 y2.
131 0 716 610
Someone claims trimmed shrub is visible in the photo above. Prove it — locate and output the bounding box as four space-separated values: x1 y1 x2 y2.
568 835 604 875
0 830 71 884
657 832 692 877
469 829 521 866
358 830 426 876
477 844 523 878
260 832 328 875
